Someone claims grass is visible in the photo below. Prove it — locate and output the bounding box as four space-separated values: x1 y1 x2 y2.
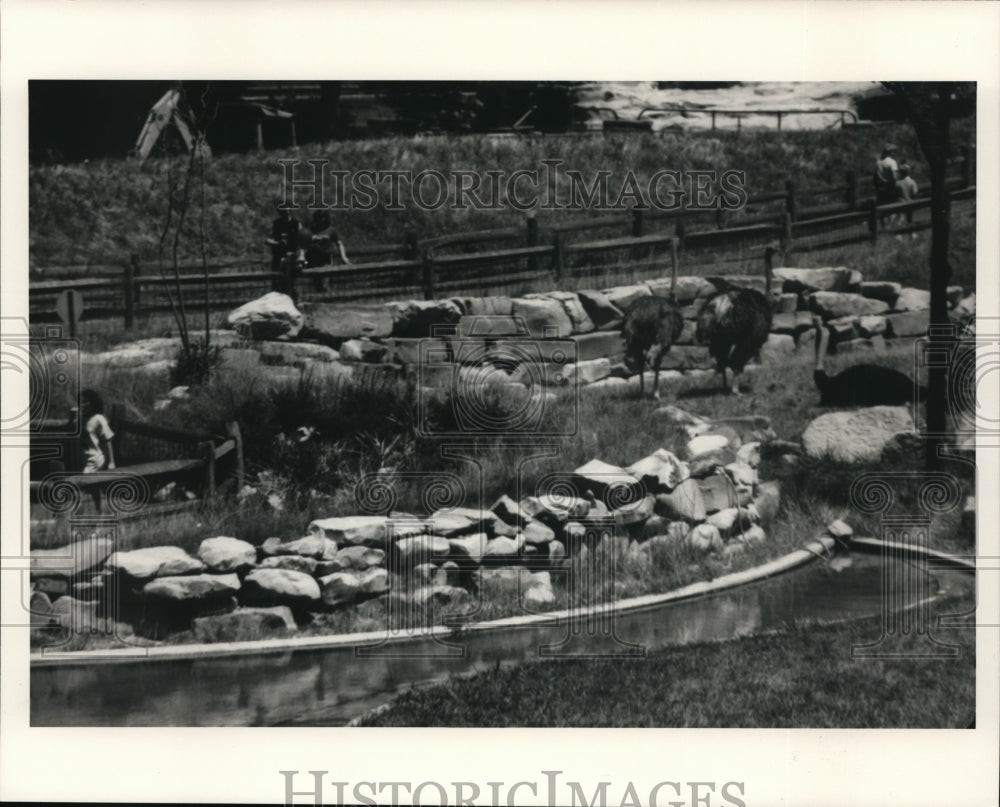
29 121 974 272
358 592 976 727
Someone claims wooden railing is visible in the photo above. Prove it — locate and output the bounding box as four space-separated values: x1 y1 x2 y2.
29 154 975 330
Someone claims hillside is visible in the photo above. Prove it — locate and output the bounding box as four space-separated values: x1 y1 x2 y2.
29 120 974 272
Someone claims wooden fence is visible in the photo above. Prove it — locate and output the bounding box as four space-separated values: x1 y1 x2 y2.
29 153 975 332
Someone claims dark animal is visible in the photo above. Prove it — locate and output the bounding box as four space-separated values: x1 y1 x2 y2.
621 295 684 399
813 315 926 406
695 259 774 395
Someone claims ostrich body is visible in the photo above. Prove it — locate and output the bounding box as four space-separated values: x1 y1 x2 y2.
695 262 774 394
621 296 684 398
812 316 925 406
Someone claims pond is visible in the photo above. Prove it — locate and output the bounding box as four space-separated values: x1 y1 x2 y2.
30 545 972 726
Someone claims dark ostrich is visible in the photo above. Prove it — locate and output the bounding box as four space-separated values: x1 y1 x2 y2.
813 316 926 406
695 261 774 395
621 295 684 399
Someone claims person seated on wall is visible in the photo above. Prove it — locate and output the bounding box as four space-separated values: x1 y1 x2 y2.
306 209 351 268
265 202 305 293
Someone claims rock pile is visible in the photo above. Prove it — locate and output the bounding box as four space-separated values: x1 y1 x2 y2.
30 408 778 644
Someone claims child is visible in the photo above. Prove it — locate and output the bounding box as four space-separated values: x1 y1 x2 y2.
79 389 115 474
896 164 919 230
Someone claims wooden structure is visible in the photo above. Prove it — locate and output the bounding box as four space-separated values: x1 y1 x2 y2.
30 408 243 517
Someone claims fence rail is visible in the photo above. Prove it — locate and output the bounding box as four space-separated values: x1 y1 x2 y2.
30 157 975 332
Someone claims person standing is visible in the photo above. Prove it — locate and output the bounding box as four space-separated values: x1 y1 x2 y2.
896 163 919 231
874 144 899 226
266 204 304 293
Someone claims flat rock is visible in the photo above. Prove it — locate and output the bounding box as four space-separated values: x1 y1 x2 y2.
810 291 890 320
450 296 514 317
426 508 486 537
491 494 528 527
241 568 320 607
522 520 556 545
106 546 205 581
574 458 640 497
654 478 706 523
227 292 304 340
143 573 241 601
307 516 388 548
774 266 853 293
264 534 338 560
197 536 258 573
394 535 450 566
613 494 656 527
319 546 386 574
687 433 730 458
770 311 815 336
299 302 394 339
540 290 595 334
858 315 887 337
521 494 590 526
892 287 931 312
31 536 113 580
802 406 915 463
482 535 523 562
627 448 689 492
338 338 388 363
511 297 574 338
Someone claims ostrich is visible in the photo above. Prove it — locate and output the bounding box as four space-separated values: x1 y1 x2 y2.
695 254 774 395
621 264 684 399
813 315 926 406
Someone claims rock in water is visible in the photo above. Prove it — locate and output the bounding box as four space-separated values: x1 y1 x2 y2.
227 292 304 340
802 406 915 463
193 607 297 640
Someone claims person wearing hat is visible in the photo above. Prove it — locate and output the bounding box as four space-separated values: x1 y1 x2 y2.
874 144 900 225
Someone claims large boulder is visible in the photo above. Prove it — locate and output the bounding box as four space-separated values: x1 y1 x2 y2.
521 494 590 526
240 569 321 608
385 299 462 338
699 474 743 514
535 291 594 334
227 292 304 340
31 536 113 580
686 523 724 554
563 358 612 386
393 535 450 567
573 459 640 499
774 267 853 293
307 516 389 548
319 572 362 606
886 310 930 338
318 546 386 574
263 534 338 560
339 339 389 363
448 532 490 565
197 536 257 574
802 406 915 463
613 494 656 527
450 296 514 317
511 297 574 338
809 292 890 320
575 290 624 330
142 573 241 602
105 546 205 581
259 555 319 575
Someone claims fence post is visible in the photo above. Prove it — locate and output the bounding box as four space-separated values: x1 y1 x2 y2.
675 220 687 252
224 421 244 491
124 255 138 330
781 212 793 254
867 198 879 244
631 208 645 261
404 230 419 260
784 180 797 222
845 170 857 210
962 145 973 188
422 249 437 300
526 215 539 274
198 440 216 501
715 207 725 230
282 255 296 299
551 230 565 283
670 237 679 282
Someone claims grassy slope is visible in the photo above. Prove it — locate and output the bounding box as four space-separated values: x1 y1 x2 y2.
29 120 974 271
360 594 976 728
